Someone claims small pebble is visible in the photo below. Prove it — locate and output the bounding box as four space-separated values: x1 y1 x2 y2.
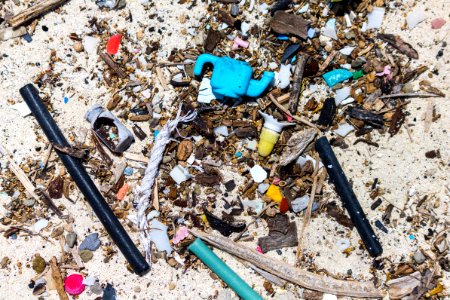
90 282 103 295
413 251 426 264
79 233 101 251
32 255 46 273
23 199 35 207
230 4 239 17
65 232 77 248
79 249 93 262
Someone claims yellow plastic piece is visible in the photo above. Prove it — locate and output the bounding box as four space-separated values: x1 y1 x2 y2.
425 283 443 297
258 128 280 157
266 184 283 203
201 214 207 224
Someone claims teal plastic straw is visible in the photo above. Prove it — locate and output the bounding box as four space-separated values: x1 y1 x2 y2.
188 238 263 300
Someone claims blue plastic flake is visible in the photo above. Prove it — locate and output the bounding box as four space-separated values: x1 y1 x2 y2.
235 151 242 158
109 133 117 140
307 28 316 39
10 233 17 240
409 234 415 240
322 69 353 87
154 130 160 138
22 33 33 43
276 34 289 41
124 167 134 176
63 96 69 104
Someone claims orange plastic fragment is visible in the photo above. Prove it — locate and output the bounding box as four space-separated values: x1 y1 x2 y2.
116 183 129 201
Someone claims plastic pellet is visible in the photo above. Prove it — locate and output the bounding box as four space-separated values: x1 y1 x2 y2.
64 274 85 295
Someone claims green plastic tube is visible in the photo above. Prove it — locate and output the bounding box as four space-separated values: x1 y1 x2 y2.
188 238 263 300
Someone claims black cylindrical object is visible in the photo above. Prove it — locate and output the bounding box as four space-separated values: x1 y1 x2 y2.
20 84 150 275
315 136 382 257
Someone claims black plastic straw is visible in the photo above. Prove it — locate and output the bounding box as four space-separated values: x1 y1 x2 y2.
20 84 150 275
315 136 383 257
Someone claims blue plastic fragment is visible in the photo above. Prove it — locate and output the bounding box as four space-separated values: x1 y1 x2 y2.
154 130 160 138
409 234 415 240
276 34 289 41
322 69 353 87
124 167 133 176
63 96 69 104
235 151 242 158
22 33 32 43
307 28 316 38
79 233 101 251
194 54 274 99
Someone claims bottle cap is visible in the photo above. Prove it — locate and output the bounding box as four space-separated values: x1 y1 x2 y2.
259 111 294 132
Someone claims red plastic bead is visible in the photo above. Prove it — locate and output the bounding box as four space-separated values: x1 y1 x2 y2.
64 273 85 295
106 34 122 55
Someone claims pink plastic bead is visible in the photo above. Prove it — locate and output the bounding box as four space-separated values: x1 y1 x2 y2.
256 245 264 254
64 273 85 295
232 37 249 50
376 65 392 80
431 18 446 29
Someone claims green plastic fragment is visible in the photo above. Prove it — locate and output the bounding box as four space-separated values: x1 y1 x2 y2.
352 70 365 80
188 238 263 300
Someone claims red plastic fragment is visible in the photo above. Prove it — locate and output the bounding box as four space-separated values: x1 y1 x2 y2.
279 197 289 214
106 34 122 55
64 273 85 295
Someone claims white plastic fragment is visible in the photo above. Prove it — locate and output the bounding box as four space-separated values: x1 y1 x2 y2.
34 219 49 232
259 3 269 14
298 4 309 13
169 165 192 185
323 19 337 40
341 97 355 105
323 293 338 300
82 277 97 286
334 123 354 137
241 22 251 35
334 86 351 105
11 102 31 117
250 165 267 183
291 195 310 213
277 64 291 89
246 140 257 150
361 22 367 32
344 13 352 27
296 155 323 170
146 210 160 220
268 62 278 70
83 36 100 54
339 46 355 56
197 78 216 103
257 183 270 194
367 7 385 30
214 126 229 137
242 199 264 214
407 9 428 30
150 219 172 254
336 239 351 251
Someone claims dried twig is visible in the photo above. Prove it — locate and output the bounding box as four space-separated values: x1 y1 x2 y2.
0 145 40 200
319 50 337 72
90 130 113 166
7 0 69 27
156 67 169 90
50 257 69 300
268 94 319 130
99 52 127 79
296 154 320 264
190 229 384 298
289 54 309 114
378 93 442 99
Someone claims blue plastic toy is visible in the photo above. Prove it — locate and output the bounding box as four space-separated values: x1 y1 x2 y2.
194 54 274 99
322 69 353 87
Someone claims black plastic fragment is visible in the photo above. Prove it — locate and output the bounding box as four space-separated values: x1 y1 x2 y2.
281 43 300 63
203 208 245 237
317 98 336 126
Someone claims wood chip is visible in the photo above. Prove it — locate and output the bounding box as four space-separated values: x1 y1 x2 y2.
7 0 69 28
99 52 127 79
50 257 69 300
270 11 309 39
